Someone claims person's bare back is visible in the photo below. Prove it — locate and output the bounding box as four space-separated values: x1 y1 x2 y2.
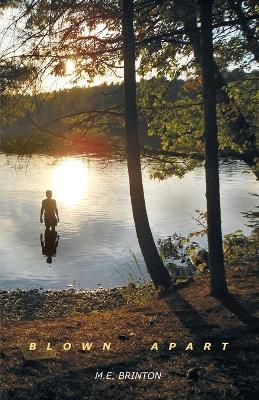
40 190 59 230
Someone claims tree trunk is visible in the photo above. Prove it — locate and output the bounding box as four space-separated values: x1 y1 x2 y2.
199 0 229 298
122 0 171 289
228 0 259 62
181 7 257 170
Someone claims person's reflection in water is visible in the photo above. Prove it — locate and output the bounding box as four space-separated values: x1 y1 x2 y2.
41 230 59 265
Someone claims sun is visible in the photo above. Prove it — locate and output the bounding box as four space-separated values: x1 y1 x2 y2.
52 158 90 207
66 60 75 75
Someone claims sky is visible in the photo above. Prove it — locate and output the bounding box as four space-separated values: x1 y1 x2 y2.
1 3 258 93
0 6 123 92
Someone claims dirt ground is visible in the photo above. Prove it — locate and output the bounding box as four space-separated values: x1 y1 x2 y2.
0 266 258 400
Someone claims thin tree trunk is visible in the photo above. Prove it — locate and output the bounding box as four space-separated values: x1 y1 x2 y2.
199 0 228 298
122 0 171 289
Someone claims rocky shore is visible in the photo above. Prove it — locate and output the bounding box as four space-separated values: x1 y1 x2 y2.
0 283 156 322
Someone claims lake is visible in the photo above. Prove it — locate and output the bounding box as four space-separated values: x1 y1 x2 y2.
0 153 258 290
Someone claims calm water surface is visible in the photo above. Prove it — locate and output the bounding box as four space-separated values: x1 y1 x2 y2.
0 153 258 289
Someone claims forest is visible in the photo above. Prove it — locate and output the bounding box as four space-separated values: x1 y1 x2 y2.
2 69 258 158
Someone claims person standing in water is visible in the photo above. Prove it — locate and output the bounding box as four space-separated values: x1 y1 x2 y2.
40 190 59 230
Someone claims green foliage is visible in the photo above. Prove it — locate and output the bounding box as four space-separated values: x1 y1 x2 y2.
138 78 204 152
157 232 209 279
158 207 259 275
158 228 259 278
148 156 197 179
0 61 36 125
224 229 259 267
138 71 259 181
158 205 259 276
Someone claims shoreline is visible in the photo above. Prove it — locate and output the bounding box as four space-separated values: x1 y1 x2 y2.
0 282 156 322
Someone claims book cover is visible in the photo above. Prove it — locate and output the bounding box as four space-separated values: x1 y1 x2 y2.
0 1 258 399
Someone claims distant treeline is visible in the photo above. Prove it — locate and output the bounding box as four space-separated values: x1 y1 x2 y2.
0 79 184 151
1 70 257 155
2 83 124 138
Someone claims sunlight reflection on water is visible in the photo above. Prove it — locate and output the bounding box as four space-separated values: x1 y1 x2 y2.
53 158 91 207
